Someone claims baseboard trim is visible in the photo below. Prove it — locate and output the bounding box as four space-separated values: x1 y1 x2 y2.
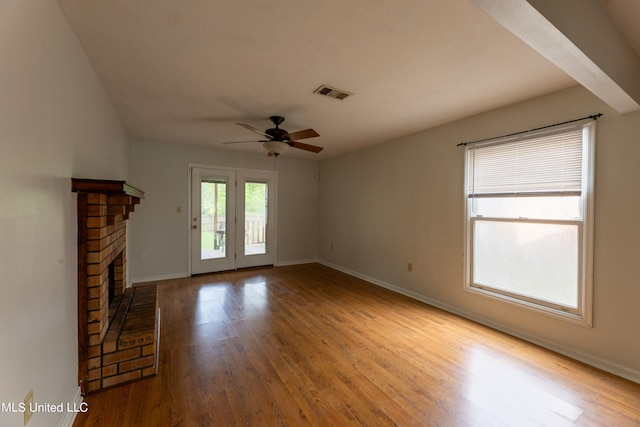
275 258 317 267
131 272 190 284
317 259 640 385
131 261 320 282
58 386 83 427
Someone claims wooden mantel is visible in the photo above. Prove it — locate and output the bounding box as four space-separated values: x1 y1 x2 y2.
70 179 145 225
71 179 144 198
72 179 144 224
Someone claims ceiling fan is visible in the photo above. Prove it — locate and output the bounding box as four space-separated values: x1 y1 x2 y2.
223 116 323 156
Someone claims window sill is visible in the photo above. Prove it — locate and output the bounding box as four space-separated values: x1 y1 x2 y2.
465 284 592 328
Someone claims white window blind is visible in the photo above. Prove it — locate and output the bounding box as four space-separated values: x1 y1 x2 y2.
467 128 584 197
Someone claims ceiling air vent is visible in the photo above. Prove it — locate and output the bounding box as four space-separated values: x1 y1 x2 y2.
313 84 352 100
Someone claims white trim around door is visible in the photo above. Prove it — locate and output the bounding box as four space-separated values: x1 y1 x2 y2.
189 165 277 275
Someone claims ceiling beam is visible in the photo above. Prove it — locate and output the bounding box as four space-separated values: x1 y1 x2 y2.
469 0 640 113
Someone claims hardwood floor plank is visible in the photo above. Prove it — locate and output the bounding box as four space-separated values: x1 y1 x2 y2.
73 263 640 427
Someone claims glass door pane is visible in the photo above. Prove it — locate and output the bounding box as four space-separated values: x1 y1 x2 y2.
201 180 226 259
192 167 274 274
191 167 235 275
244 181 267 256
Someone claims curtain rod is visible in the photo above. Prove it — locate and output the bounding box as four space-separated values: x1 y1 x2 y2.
456 113 603 147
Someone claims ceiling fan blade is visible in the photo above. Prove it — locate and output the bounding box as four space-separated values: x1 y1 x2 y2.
222 140 266 144
291 141 324 153
236 123 271 139
283 128 319 140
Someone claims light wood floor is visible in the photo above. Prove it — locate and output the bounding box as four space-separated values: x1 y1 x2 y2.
73 263 640 426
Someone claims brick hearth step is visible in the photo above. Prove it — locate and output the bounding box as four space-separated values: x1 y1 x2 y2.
99 284 159 390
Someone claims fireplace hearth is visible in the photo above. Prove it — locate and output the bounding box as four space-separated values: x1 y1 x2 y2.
72 179 159 394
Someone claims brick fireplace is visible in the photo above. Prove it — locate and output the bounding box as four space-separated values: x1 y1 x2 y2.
72 179 159 394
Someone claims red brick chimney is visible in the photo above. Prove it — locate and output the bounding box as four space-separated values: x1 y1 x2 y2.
72 179 159 394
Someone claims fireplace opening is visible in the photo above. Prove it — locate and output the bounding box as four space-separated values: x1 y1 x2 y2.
108 260 115 307
107 251 125 326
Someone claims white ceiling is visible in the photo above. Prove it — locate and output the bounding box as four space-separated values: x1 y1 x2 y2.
56 0 640 160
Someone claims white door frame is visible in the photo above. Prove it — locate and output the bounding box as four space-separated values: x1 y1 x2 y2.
188 164 277 275
235 169 278 269
190 166 236 274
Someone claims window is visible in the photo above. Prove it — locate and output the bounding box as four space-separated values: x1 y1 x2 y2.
464 122 595 325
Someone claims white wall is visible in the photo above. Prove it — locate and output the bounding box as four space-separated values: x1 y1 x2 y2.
318 85 640 382
0 1 130 426
129 140 318 281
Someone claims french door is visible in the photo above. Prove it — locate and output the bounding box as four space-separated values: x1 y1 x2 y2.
190 166 276 274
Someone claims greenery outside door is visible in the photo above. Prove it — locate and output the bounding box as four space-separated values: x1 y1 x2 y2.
191 167 276 274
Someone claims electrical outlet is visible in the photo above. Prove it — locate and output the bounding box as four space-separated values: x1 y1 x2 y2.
141 252 146 260
24 389 33 425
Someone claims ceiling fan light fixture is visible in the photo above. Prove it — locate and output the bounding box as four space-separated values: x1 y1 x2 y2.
226 116 323 155
263 140 289 156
